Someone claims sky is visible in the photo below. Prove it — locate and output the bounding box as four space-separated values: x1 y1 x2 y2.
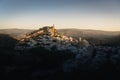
0 0 120 31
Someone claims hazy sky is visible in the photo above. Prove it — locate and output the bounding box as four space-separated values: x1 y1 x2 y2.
0 0 120 31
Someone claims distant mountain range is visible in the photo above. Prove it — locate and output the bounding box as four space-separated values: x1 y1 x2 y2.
58 29 120 38
0 29 33 40
0 28 120 40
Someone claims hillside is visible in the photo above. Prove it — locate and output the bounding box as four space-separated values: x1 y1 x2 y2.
0 26 120 80
58 29 120 46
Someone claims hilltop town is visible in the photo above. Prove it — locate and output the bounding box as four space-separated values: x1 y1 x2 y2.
15 26 90 52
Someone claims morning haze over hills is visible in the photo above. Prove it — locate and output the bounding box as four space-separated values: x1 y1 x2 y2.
0 0 120 80
0 27 120 38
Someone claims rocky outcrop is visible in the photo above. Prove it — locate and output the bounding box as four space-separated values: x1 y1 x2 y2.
15 26 95 74
15 26 90 52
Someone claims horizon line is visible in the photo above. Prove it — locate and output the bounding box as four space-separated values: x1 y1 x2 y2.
0 27 120 32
